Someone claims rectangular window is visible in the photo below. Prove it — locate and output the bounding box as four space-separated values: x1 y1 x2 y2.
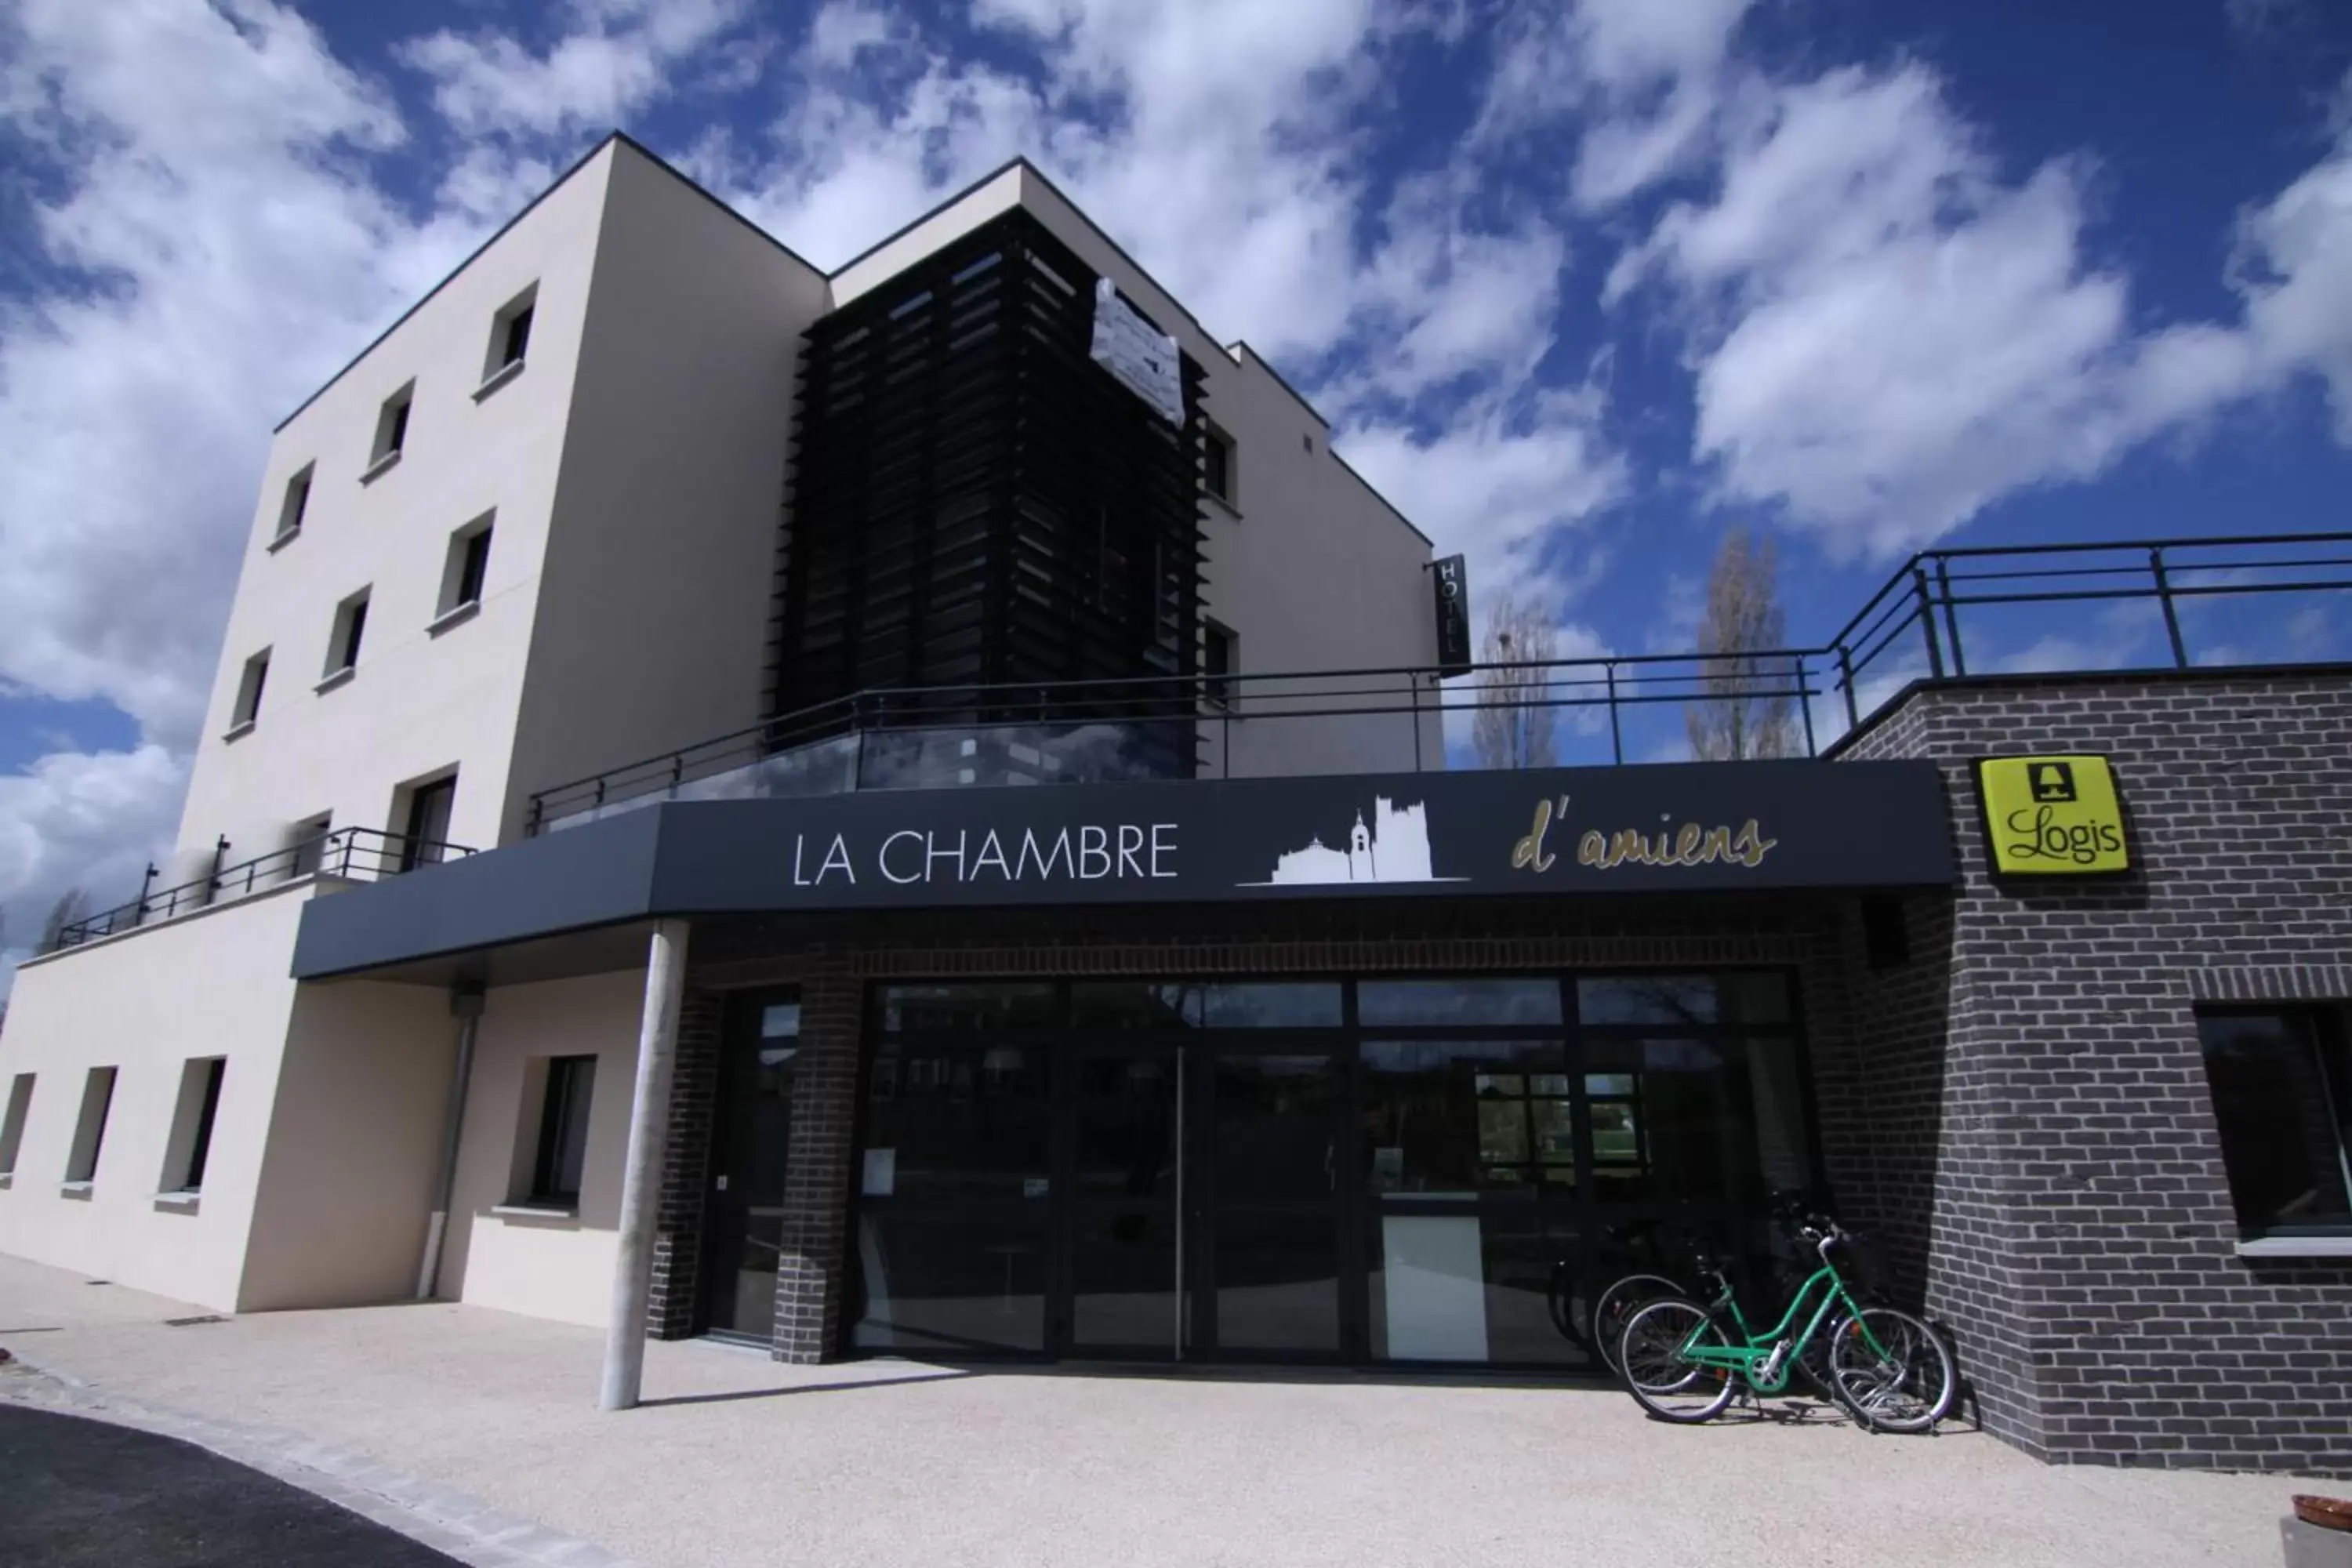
230 650 270 730
0 1073 33 1176
438 517 494 619
500 303 533 368
324 589 368 679
1203 620 1237 707
399 775 457 870
2198 1006 2352 1236
162 1058 227 1194
528 1055 596 1206
485 285 537 383
275 464 313 542
371 383 414 465
1203 423 1236 505
65 1066 117 1185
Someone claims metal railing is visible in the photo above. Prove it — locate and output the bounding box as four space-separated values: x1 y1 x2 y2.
45 826 477 955
506 528 2347 833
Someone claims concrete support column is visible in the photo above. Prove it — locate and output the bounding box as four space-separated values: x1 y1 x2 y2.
415 983 486 1301
600 919 690 1412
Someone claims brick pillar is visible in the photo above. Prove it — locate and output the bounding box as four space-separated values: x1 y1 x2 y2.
646 990 724 1339
771 955 861 1363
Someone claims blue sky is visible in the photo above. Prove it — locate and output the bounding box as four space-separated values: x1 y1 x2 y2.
1 0 2349 982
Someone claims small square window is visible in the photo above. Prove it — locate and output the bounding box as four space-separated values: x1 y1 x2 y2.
230 650 270 730
528 1055 597 1207
1203 423 1236 506
438 517 494 622
323 588 369 681
274 464 313 543
1204 619 1237 707
65 1066 117 1185
2197 1006 2352 1237
482 285 538 389
370 382 414 466
0 1073 34 1176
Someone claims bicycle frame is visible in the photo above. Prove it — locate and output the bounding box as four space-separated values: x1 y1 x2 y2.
1673 1257 1891 1396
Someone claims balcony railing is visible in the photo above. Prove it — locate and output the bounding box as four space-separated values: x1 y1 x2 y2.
521 529 2352 834
44 826 476 955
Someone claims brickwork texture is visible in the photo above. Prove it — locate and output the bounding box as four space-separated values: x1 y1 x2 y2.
1839 671 2352 1473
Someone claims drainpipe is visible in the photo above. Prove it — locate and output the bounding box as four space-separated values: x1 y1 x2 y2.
416 982 487 1301
600 919 689 1412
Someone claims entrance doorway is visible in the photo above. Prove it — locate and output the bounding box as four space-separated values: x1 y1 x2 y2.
846 975 1813 1369
699 990 800 1341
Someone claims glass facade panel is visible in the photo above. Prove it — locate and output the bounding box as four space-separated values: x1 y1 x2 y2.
1070 981 1343 1029
1359 978 1563 1027
852 1209 1048 1353
1362 1040 1568 1194
878 982 1057 1033
1366 1216 1588 1366
1577 972 1791 1027
864 1041 1051 1197
1210 1208 1340 1353
1071 1207 1179 1349
1581 1037 1804 1205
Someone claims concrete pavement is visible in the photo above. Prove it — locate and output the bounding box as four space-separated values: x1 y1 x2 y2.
0 1254 2326 1567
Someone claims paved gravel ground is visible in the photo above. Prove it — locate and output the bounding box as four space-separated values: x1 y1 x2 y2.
0 1402 464 1568
0 1254 2326 1568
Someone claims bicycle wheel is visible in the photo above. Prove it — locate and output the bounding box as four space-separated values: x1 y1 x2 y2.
1617 1298 1739 1424
1827 1307 1956 1433
1590 1273 1684 1375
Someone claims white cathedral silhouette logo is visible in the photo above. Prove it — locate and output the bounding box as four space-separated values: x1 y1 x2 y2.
1242 797 1465 887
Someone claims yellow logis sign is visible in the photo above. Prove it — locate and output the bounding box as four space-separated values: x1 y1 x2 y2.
1976 755 2129 875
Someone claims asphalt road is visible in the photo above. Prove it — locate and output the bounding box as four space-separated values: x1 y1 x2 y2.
0 1403 461 1567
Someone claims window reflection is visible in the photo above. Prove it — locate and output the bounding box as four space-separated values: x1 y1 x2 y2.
878 982 1057 1033
1582 1036 1806 1204
1577 972 1791 1026
1359 978 1563 1027
1070 982 1342 1029
1361 1040 1570 1192
864 1041 1050 1197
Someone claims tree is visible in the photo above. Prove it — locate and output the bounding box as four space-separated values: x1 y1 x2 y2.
38 887 89 953
1685 524 1800 760
1472 593 1560 770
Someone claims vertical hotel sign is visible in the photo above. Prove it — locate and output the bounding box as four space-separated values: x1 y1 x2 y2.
1975 755 2130 876
1432 554 1472 675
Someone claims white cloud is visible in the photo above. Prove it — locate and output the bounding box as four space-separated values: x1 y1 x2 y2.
0 746 184 988
1609 60 2352 557
397 0 750 139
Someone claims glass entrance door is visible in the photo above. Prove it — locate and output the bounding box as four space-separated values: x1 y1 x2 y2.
700 992 800 1339
1064 1046 1183 1358
1189 1050 1348 1359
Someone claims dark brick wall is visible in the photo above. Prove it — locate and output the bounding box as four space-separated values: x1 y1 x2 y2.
646 990 723 1339
1838 670 2352 1472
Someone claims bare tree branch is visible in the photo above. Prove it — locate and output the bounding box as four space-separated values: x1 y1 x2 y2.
1472 593 1560 770
1686 524 1800 760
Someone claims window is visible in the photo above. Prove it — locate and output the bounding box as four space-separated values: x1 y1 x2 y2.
162 1058 227 1194
528 1055 596 1207
369 382 414 469
2197 1006 2352 1237
399 774 457 870
65 1066 117 1185
498 302 533 368
1203 423 1235 506
437 517 493 621
274 464 313 543
322 589 368 681
1203 620 1237 707
289 812 332 878
0 1073 33 1177
230 650 270 731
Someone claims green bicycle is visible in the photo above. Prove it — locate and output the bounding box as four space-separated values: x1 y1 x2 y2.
1616 1217 1956 1432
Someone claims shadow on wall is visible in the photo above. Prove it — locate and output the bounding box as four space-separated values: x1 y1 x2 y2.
238 981 455 1312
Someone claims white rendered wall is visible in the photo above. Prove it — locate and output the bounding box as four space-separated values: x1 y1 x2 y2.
176 144 621 862
826 165 1023 308
0 888 315 1311
434 969 644 1327
500 142 829 839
